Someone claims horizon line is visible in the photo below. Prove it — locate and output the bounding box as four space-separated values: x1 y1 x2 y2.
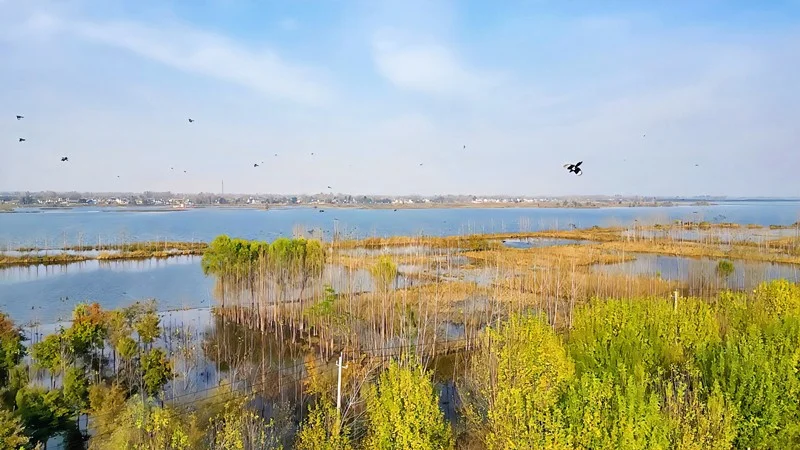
2 191 800 201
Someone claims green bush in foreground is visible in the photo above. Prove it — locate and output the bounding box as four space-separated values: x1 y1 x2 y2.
461 279 800 450
365 360 453 450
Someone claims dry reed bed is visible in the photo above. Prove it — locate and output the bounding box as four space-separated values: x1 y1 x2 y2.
462 244 634 270
0 247 206 267
0 253 90 267
14 241 208 253
597 240 800 265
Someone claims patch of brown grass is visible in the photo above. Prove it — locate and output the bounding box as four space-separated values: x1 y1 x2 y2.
96 248 205 261
0 253 90 267
598 240 800 265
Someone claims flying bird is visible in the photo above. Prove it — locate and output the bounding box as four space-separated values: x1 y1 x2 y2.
61 157 68 162
253 163 259 167
16 115 23 120
188 118 195 123
170 167 174 170
563 161 583 176
463 145 466 149
311 152 315 156
327 186 332 189
18 138 25 142
274 153 278 156
183 170 187 173
419 163 423 166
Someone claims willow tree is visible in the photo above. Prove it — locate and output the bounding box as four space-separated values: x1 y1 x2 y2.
267 237 325 329
370 256 398 348
204 235 325 331
462 313 574 449
364 360 453 450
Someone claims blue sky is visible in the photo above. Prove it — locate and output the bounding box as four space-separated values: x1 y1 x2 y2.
0 0 798 196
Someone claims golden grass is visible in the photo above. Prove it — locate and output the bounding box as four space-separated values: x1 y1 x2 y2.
14 241 208 253
462 244 633 270
597 240 800 265
0 253 90 267
96 248 205 261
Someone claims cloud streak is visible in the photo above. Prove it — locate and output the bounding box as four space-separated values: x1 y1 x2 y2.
371 28 506 99
21 12 334 106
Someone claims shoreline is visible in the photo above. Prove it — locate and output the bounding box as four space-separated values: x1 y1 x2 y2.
2 200 715 213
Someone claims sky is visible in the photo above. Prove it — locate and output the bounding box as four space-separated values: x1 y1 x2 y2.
0 0 798 197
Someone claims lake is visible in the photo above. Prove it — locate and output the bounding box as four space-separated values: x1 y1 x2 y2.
2 201 800 326
2 201 800 250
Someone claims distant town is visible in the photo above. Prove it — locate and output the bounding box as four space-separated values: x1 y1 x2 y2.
0 191 740 210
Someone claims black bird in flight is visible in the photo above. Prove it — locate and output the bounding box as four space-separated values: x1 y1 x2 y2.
188 118 195 123
253 163 259 167
183 170 187 173
311 152 315 156
18 138 25 142
563 161 583 176
274 153 278 156
419 163 423 166
170 167 174 170
61 156 68 162
16 115 23 120
463 145 466 149
327 186 332 189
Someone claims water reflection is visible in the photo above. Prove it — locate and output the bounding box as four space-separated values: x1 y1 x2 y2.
500 238 590 248
594 253 800 291
621 227 800 243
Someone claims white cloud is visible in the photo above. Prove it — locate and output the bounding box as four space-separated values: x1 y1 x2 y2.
371 28 506 99
18 12 334 106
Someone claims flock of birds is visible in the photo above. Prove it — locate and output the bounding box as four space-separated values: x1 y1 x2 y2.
15 114 693 183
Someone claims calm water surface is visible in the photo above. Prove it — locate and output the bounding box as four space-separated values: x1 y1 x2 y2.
2 202 799 249
2 202 800 326
595 253 800 290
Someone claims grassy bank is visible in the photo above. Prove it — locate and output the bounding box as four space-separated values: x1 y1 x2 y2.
0 242 207 267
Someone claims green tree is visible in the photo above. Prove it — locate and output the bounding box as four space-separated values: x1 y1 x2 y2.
15 386 72 446
141 348 174 398
30 332 70 388
464 314 573 449
295 396 352 450
364 360 453 450
98 398 196 450
63 366 90 423
66 302 108 360
0 312 25 387
207 395 284 450
0 409 29 450
87 383 128 446
370 256 398 292
0 364 28 410
135 312 161 349
715 260 734 279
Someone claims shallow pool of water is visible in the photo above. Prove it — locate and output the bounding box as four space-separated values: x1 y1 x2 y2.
621 227 800 243
500 237 591 249
594 253 800 290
